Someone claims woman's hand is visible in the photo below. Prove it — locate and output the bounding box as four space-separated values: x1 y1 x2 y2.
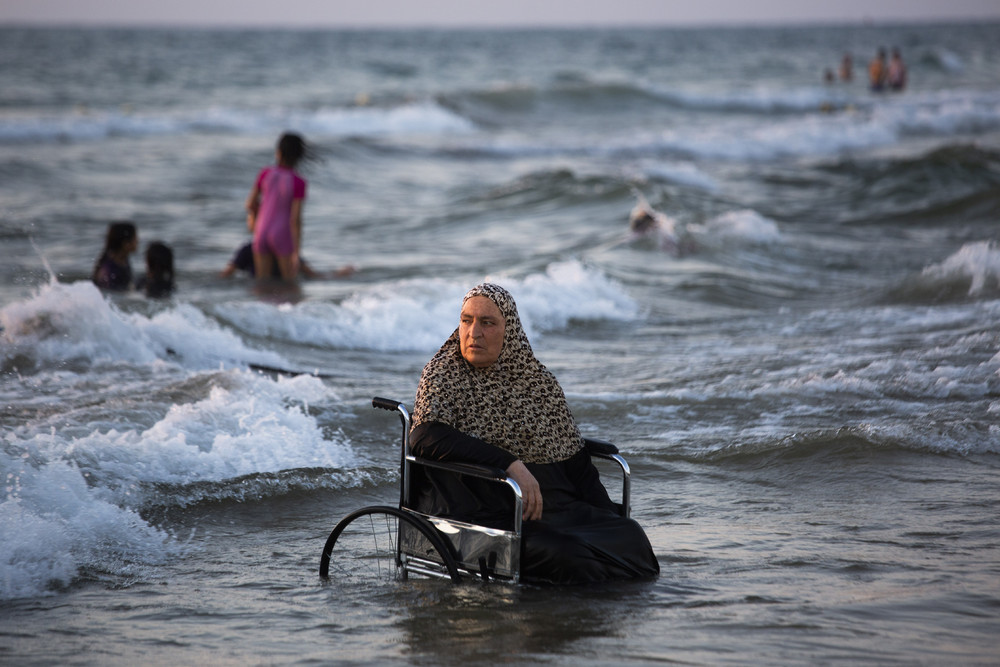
506 460 542 521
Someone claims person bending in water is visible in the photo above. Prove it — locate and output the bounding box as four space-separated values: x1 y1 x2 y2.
219 242 353 280
409 282 660 585
92 220 138 290
245 132 310 282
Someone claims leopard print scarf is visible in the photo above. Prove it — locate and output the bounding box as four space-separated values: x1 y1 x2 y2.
412 282 584 464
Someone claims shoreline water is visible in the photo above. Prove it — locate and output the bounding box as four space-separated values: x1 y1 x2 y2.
2 23 999 664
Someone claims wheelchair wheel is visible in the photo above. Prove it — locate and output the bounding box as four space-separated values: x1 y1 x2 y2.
319 505 461 584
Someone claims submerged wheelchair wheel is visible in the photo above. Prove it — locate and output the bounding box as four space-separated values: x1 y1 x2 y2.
319 505 461 584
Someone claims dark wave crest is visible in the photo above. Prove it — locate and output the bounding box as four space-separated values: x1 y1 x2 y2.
137 465 396 515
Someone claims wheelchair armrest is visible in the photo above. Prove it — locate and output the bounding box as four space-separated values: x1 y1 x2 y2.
583 437 620 457
405 455 523 538
582 438 630 519
408 456 508 482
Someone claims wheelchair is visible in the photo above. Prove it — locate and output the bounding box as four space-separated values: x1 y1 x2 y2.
319 397 632 585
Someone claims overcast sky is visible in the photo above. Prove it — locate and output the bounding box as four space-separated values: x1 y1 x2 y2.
3 0 1000 28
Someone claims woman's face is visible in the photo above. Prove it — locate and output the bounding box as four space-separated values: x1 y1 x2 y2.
460 296 505 368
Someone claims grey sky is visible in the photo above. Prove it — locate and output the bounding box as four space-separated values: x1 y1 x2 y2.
3 0 1000 28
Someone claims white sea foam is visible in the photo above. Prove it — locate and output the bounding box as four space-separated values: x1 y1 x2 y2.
211 279 463 353
470 89 1000 163
0 365 355 600
642 161 719 192
210 260 638 351
493 260 640 333
0 101 474 144
690 209 781 244
929 48 965 74
306 101 475 136
0 451 179 600
645 82 855 114
17 372 352 492
0 280 289 371
1 261 634 366
921 241 1000 296
1 280 159 366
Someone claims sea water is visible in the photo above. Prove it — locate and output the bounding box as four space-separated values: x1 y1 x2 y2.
1 23 999 665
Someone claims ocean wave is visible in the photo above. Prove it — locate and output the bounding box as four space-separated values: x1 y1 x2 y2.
0 100 475 144
453 87 1000 165
891 241 1000 303
640 161 719 192
0 368 359 599
447 77 663 114
644 82 857 115
918 48 965 74
922 241 1000 297
211 260 638 351
692 422 1000 463
1 261 636 366
6 371 353 496
141 465 392 512
688 209 781 245
448 75 854 118
0 450 181 600
1 280 162 370
0 280 289 373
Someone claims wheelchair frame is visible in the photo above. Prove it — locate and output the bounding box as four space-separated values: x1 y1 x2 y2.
319 397 631 584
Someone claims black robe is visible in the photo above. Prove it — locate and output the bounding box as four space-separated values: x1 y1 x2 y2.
410 421 660 585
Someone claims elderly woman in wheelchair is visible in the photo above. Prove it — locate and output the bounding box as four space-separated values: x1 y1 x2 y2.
320 283 658 585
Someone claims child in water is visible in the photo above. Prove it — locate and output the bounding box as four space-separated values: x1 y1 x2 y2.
92 221 138 290
138 241 175 298
245 132 310 281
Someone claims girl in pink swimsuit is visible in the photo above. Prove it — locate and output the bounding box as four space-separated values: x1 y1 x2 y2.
245 133 309 281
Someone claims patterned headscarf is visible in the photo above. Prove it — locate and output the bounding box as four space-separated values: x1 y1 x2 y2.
412 283 584 464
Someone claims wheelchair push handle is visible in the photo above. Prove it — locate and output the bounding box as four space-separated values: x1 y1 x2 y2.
372 397 403 411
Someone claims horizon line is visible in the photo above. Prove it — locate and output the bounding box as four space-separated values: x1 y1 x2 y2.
3 15 999 31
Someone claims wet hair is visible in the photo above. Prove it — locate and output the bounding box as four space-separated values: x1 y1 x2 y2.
277 132 311 168
92 220 137 289
143 241 174 298
103 220 137 254
629 210 658 234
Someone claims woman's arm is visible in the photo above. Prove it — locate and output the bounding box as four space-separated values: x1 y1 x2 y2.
410 421 542 520
410 421 515 469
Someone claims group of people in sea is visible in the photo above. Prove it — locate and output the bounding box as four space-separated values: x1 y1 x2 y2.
824 47 907 92
92 132 353 297
89 140 661 586
87 131 661 585
92 221 174 298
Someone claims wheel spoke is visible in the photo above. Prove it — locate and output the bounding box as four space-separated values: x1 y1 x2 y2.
319 506 460 584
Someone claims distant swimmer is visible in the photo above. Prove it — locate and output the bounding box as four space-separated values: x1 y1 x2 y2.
887 48 907 91
627 199 691 256
137 241 175 298
839 53 853 82
629 209 660 235
868 48 887 92
92 220 138 290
